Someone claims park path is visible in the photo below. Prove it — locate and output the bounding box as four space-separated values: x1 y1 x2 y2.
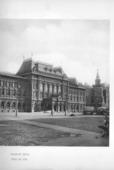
15 119 100 137
0 114 108 146
14 119 107 146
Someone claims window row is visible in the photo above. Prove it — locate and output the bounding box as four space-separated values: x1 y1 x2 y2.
69 89 85 96
69 95 85 102
0 80 21 88
0 89 26 97
33 90 62 99
0 101 25 109
39 83 61 94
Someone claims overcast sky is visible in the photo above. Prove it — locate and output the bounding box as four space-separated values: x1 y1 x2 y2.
0 19 109 85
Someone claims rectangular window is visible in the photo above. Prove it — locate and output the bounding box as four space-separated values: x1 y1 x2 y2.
14 82 17 88
6 89 10 96
3 81 7 87
10 82 13 88
18 89 21 96
1 89 5 95
13 90 16 96
7 82 10 87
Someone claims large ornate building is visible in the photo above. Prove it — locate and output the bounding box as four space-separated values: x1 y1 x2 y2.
0 58 86 113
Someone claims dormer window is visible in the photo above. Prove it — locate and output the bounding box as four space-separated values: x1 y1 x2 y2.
44 67 48 71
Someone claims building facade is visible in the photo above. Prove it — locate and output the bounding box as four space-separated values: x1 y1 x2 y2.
0 58 86 113
85 72 109 109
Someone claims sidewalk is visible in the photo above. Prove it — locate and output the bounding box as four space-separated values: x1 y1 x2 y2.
0 111 103 121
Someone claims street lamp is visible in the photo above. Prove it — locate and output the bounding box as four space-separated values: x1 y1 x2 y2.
65 95 69 116
16 99 18 117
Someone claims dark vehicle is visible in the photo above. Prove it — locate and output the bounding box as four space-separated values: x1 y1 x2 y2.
83 106 95 115
70 113 75 116
96 107 109 115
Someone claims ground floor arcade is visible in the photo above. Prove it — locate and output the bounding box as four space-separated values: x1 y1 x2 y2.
32 99 85 113
0 99 26 112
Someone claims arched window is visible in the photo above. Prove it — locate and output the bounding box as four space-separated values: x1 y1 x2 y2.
18 102 21 111
6 102 10 109
23 103 25 111
1 88 5 95
1 101 5 108
18 102 21 110
12 102 16 109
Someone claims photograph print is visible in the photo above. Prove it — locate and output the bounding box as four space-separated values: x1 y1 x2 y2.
0 19 109 146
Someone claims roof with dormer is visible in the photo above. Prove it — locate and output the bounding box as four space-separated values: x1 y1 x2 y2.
16 58 66 77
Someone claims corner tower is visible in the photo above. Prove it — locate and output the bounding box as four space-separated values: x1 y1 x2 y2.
95 70 101 86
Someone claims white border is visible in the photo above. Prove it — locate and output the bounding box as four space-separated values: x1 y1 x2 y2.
0 0 114 170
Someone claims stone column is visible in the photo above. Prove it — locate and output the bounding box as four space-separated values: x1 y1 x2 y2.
57 102 60 112
65 102 67 116
42 83 45 98
74 104 76 112
73 104 75 112
51 100 54 116
78 104 80 113
32 101 34 112
4 101 6 112
67 103 70 113
49 84 52 95
61 103 64 112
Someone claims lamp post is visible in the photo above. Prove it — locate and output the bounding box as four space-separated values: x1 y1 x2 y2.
51 99 54 116
65 95 68 116
16 99 18 117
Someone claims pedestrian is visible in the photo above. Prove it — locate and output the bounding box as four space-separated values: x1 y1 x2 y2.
102 111 109 137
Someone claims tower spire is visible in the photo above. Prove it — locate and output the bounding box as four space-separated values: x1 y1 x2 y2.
96 69 100 79
95 69 101 85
